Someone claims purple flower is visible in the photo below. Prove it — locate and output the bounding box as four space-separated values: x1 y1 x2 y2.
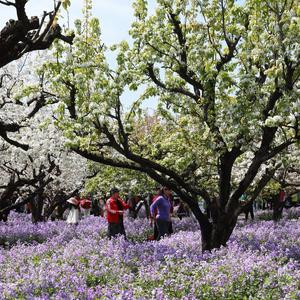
0 209 299 299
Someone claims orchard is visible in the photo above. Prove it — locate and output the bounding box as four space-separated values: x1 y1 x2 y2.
0 0 299 299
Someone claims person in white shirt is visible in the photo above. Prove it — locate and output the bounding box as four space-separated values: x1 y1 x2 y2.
66 197 80 225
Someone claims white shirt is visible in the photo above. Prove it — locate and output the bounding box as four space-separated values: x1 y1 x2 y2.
67 207 80 224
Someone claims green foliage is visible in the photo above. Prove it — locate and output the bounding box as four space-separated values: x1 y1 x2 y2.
85 163 156 195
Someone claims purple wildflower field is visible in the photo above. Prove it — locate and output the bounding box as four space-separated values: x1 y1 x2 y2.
0 209 299 299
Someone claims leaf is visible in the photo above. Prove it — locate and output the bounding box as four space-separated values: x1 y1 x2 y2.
62 0 71 10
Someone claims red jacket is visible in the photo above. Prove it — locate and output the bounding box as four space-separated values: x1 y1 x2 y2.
80 199 92 209
106 197 129 223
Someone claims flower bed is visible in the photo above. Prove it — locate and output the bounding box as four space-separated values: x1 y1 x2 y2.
0 212 299 299
255 207 300 221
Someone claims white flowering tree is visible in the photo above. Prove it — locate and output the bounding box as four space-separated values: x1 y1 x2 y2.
0 119 87 222
0 0 73 150
39 0 299 250
0 57 87 223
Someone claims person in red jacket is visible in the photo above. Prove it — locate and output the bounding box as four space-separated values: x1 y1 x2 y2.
106 188 130 239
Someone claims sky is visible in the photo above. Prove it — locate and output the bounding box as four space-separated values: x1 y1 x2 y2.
0 1 142 45
0 0 156 109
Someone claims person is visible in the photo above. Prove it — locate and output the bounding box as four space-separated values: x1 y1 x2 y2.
135 195 147 218
91 195 102 216
128 193 137 218
176 199 190 220
106 188 130 239
129 194 147 219
80 196 92 218
240 194 254 221
245 202 254 221
66 197 80 225
143 193 151 219
26 202 32 214
15 194 25 213
150 186 161 240
150 186 172 240
99 197 106 217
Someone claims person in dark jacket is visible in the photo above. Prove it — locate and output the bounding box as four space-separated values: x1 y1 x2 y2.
128 193 137 218
106 188 130 238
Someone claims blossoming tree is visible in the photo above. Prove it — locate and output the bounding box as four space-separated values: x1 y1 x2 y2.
0 0 73 149
0 119 87 222
39 0 299 250
0 58 87 223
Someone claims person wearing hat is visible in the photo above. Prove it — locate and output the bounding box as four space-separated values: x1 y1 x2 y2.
106 188 130 238
66 197 80 225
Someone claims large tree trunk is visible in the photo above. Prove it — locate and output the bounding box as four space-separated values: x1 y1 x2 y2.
188 200 238 251
30 194 44 223
273 194 284 221
211 217 237 249
201 215 237 251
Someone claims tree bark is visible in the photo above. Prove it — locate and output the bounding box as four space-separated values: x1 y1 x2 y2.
202 213 238 251
186 196 239 251
30 193 44 223
272 193 284 221
0 1 74 68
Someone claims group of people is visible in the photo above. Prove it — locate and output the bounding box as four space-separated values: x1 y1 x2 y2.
66 186 188 241
106 186 179 240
